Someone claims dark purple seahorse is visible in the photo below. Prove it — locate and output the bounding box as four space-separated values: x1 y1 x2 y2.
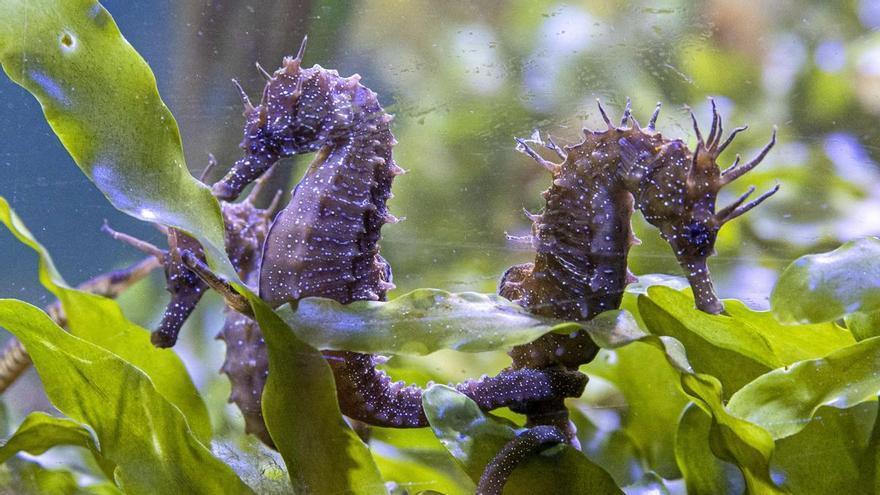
495 100 776 447
474 101 777 493
505 99 776 327
203 40 588 437
104 40 586 439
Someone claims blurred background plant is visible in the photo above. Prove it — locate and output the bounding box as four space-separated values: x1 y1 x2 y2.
0 0 878 492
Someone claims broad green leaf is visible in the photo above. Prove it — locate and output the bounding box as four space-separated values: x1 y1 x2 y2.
0 0 233 277
586 307 786 494
771 237 880 324
639 286 854 395
0 300 252 494
772 403 875 494
373 440 474 495
680 372 782 494
845 310 880 341
0 196 212 444
0 412 106 471
0 457 121 495
569 405 648 486
674 404 744 495
866 406 880 494
583 339 689 478
276 290 582 356
422 385 623 495
371 426 474 495
723 300 854 361
727 336 880 439
246 292 387 495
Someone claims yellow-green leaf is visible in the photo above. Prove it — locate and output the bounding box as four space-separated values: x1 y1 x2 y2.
771 237 880 324
0 196 212 444
0 0 233 277
639 286 854 395
0 412 115 478
277 290 584 356
674 404 744 495
727 336 880 439
0 300 252 494
586 307 787 494
246 292 387 494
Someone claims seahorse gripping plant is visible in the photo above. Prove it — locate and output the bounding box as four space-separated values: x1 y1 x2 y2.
496 99 777 447
0 37 779 493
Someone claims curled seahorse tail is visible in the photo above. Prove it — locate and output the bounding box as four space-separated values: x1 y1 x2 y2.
326 352 588 428
477 425 567 495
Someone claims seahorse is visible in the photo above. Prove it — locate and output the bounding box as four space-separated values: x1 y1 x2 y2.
214 176 280 446
208 40 587 438
474 101 779 486
503 99 777 371
102 38 775 448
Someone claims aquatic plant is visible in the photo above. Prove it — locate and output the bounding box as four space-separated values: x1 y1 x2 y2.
0 2 878 494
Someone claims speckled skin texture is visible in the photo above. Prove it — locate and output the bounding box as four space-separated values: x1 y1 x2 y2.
503 101 777 370
496 102 776 445
478 425 567 495
326 351 587 428
213 46 589 437
500 127 650 370
215 196 276 445
152 229 208 348
195 40 779 449
255 72 399 306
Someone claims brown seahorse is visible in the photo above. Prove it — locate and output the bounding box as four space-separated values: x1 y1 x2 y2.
497 100 775 439
504 99 776 327
473 101 778 490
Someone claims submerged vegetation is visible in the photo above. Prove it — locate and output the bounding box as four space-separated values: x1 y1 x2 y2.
0 1 878 494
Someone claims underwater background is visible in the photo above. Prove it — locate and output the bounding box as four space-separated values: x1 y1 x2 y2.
1 0 879 486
